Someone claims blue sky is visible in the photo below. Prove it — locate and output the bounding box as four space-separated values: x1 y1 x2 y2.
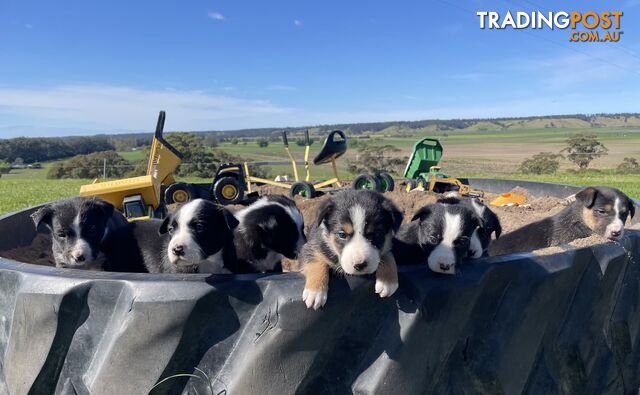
1 0 639 137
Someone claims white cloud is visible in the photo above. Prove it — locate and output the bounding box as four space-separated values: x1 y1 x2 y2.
267 84 297 91
207 12 225 21
294 19 303 26
0 84 292 135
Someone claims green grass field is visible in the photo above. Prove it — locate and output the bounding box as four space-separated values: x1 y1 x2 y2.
1 126 639 215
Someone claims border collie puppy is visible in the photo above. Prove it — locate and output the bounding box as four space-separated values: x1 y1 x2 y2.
232 195 306 273
157 199 238 273
299 190 403 310
393 202 480 274
489 186 636 256
31 197 132 270
437 196 502 258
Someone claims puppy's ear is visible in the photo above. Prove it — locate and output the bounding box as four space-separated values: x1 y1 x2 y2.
383 200 403 233
159 214 173 235
91 198 115 219
485 210 502 239
575 187 598 208
628 198 636 221
222 208 239 230
411 206 432 222
315 198 335 227
31 205 54 229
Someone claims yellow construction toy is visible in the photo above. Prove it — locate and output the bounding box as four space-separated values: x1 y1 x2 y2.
80 111 183 220
208 130 348 204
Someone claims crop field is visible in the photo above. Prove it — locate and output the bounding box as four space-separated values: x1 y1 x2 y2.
1 125 640 215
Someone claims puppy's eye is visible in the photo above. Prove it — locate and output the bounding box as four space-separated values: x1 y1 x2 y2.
56 231 67 238
337 231 348 240
167 225 175 233
595 209 607 215
427 235 440 244
195 223 205 232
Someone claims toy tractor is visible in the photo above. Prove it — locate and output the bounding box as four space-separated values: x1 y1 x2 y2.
80 111 183 220
403 138 483 197
207 130 348 205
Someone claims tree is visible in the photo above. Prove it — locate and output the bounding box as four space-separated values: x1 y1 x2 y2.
617 157 640 174
47 151 131 179
296 138 314 146
0 160 11 174
518 152 562 174
561 134 608 169
346 145 407 176
257 138 269 148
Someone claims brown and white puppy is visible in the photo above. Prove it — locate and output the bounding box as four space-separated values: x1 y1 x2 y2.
298 189 403 310
489 186 636 256
31 196 132 270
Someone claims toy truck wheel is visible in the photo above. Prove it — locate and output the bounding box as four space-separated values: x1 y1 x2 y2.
290 182 316 198
352 174 381 191
405 179 418 192
376 172 395 192
165 183 196 204
213 177 245 205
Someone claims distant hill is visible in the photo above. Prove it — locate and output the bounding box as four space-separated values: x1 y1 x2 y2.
2 113 640 163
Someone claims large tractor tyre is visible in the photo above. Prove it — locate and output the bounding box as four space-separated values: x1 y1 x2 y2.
352 174 381 192
405 179 418 192
376 172 395 192
290 182 316 199
213 177 245 205
165 183 197 205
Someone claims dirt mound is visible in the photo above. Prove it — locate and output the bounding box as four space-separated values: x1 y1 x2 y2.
1 233 54 266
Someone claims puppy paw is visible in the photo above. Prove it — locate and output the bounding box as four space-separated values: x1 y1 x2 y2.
302 288 328 310
375 279 398 298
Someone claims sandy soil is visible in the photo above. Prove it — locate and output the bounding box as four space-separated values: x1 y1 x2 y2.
0 185 622 271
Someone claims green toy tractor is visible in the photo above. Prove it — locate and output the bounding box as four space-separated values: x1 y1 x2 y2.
403 138 483 197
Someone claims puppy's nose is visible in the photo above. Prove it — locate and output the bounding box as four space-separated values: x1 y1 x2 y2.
439 263 452 271
72 253 85 263
172 245 185 256
610 230 621 238
353 262 367 272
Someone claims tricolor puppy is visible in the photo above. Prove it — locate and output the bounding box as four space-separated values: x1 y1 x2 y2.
158 199 239 273
489 186 636 256
232 195 306 273
299 190 403 310
31 197 130 270
393 202 480 274
437 196 502 258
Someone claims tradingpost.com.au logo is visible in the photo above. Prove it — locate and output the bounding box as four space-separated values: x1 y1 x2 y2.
477 11 623 42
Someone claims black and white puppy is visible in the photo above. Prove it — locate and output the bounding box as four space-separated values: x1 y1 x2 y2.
158 199 239 273
299 190 403 309
438 195 502 258
232 195 305 273
393 202 480 274
31 197 131 270
489 186 636 256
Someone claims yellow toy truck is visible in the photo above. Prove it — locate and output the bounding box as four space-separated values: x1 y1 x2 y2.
80 111 183 219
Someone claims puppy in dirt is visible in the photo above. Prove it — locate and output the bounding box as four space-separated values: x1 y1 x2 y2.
298 189 403 310
489 186 636 256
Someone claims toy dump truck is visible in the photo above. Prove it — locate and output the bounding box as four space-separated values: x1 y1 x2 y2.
403 138 482 197
80 111 183 219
